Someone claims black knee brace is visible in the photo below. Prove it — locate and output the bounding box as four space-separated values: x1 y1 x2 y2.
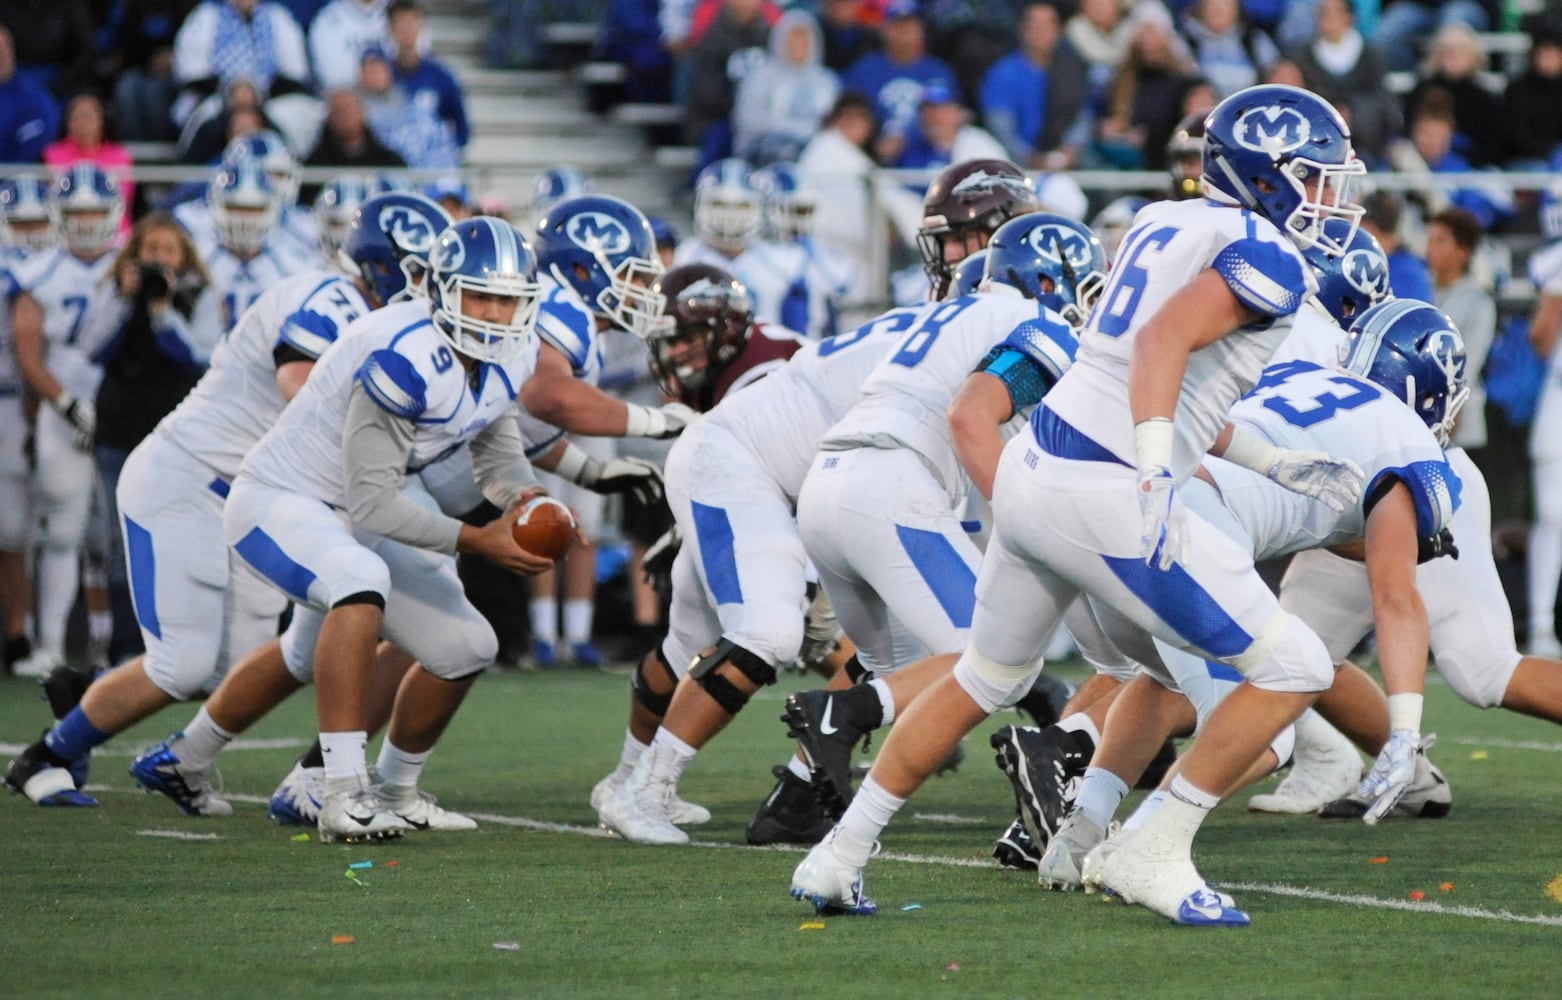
631 646 678 716
689 638 776 716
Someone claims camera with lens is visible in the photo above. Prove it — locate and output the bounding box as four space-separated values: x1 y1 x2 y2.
138 263 171 300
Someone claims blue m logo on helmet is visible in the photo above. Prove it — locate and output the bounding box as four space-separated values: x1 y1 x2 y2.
566 212 632 255
1234 106 1311 156
1343 249 1389 299
380 205 437 256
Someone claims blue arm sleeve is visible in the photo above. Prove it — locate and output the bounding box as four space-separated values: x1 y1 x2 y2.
1365 460 1463 539
356 349 429 419
1212 237 1309 318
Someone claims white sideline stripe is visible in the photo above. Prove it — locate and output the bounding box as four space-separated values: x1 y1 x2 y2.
1445 736 1562 754
70 786 1562 928
0 737 308 757
135 829 223 841
910 812 987 825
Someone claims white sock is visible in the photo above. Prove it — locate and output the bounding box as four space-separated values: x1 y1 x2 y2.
320 730 369 784
171 706 234 771
563 598 594 645
36 547 78 652
649 728 697 784
88 610 112 643
1074 766 1129 829
530 596 558 643
786 754 812 781
1122 789 1167 831
868 678 896 726
834 776 904 868
375 739 430 788
1056 711 1101 745
1150 774 1218 851
614 731 648 781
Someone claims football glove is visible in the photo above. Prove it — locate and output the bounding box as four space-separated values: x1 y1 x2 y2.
1137 466 1184 571
56 393 96 452
642 525 681 595
577 456 665 506
626 402 699 440
1358 727 1420 825
1262 448 1366 513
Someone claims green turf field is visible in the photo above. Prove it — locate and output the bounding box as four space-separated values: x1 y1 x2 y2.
5 660 1561 999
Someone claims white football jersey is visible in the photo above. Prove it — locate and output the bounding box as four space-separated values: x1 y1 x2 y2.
1207 359 1460 554
1271 300 1347 368
822 291 1073 500
710 309 908 500
7 247 118 400
240 301 539 506
157 270 370 479
0 246 36 394
674 237 814 335
208 245 308 332
176 199 319 274
1043 199 1316 482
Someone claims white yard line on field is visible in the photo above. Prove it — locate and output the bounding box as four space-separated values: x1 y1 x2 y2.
0 737 309 757
1444 736 1562 754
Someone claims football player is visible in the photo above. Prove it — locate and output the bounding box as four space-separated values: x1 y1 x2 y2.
2 192 449 809
205 160 309 330
790 84 1369 924
753 162 852 340
911 158 1040 303
8 165 125 680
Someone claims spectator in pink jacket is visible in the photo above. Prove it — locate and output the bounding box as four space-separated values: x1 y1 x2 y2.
45 94 135 233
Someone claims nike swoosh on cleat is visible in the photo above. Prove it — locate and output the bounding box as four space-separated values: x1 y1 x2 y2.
346 811 381 827
819 699 839 736
396 815 432 830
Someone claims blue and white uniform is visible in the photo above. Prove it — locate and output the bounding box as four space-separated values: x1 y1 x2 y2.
528 274 611 534
116 271 368 697
206 244 309 332
662 316 901 676
8 247 119 658
0 246 36 549
225 300 538 679
175 198 319 274
798 290 1077 673
950 198 1331 713
674 237 815 338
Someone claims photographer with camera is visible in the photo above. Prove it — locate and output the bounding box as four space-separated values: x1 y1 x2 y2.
93 213 224 664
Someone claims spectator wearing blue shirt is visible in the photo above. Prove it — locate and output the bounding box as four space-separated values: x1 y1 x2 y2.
0 28 60 164
979 2 1090 170
842 0 957 164
388 0 470 151
1360 189 1436 304
895 79 1007 171
1400 92 1511 232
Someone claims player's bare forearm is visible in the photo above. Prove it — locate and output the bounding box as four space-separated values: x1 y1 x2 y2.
949 373 1013 500
12 294 65 404
520 371 630 436
1364 483 1429 698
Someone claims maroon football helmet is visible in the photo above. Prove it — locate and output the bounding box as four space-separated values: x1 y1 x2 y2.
917 158 1039 299
646 263 752 397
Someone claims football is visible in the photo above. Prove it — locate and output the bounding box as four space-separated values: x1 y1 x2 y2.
511 497 576 559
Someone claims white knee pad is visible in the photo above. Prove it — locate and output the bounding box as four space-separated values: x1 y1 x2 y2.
281 606 324 684
1225 611 1333 693
417 617 499 681
144 631 227 700
39 493 89 552
953 646 1042 714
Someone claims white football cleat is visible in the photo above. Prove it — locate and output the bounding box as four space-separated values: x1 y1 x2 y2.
11 646 64 680
377 782 477 832
1249 712 1361 814
790 829 876 915
1097 830 1249 927
317 785 410 844
268 761 324 826
1037 813 1108 892
591 770 711 826
597 748 690 845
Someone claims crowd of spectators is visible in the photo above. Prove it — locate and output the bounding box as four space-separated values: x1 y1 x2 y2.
0 0 470 175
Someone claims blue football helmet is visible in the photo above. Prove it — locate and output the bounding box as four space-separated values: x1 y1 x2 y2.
1202 84 1366 254
222 131 299 207
340 191 453 307
752 162 817 241
533 194 665 336
693 158 762 248
982 213 1107 326
1303 217 1391 328
1341 298 1469 446
0 174 58 251
52 164 123 256
314 174 400 263
428 216 542 364
210 159 281 255
530 166 595 221
947 248 990 298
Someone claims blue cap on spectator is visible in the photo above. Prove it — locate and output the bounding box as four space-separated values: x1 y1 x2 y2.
920 80 957 106
425 175 469 204
361 44 391 65
885 0 921 20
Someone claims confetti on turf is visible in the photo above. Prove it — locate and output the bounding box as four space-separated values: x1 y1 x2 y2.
332 936 354 945
901 903 923 911
799 922 825 931
493 941 521 952
387 860 401 868
349 861 373 870
1370 856 1390 864
291 833 311 842
946 963 961 972
1545 875 1562 904
1410 890 1426 902
1440 882 1456 892
345 870 368 888
1470 750 1489 760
